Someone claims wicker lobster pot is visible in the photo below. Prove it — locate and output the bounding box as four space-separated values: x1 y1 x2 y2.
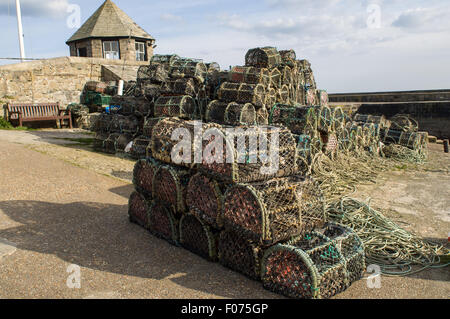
186 173 227 229
225 102 256 126
133 158 160 198
222 176 324 246
128 191 151 229
148 201 179 245
277 85 290 104
179 214 218 261
218 82 266 108
199 125 299 183
169 59 208 83
154 95 198 120
245 47 282 68
218 230 264 280
161 78 199 97
261 230 348 299
256 108 269 125
269 105 317 136
269 68 282 89
152 164 191 214
229 66 270 86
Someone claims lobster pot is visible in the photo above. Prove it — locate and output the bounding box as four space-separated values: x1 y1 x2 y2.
262 231 348 299
256 108 269 125
322 133 339 155
205 100 227 124
93 113 112 133
417 132 429 155
148 201 179 245
384 130 421 151
200 125 298 183
225 102 256 126
319 223 365 285
288 84 297 105
223 176 324 245
130 136 151 160
279 49 297 67
332 107 346 133
128 191 150 229
143 117 164 139
169 59 208 83
265 87 277 109
93 132 108 151
245 47 282 68
218 83 266 107
318 90 328 107
154 95 198 120
318 106 333 133
137 64 169 83
114 133 133 153
153 164 190 214
276 85 290 104
279 66 292 86
103 133 120 154
229 66 270 86
85 81 107 94
310 132 324 157
218 230 263 280
337 128 351 151
161 78 198 97
151 54 180 66
109 114 139 134
353 114 387 126
349 125 364 150
304 70 317 89
206 62 221 73
269 68 282 89
139 82 161 102
133 158 160 198
179 214 218 261
186 173 227 229
217 82 239 102
269 105 317 136
150 117 205 167
389 114 419 132
305 88 318 106
295 134 312 172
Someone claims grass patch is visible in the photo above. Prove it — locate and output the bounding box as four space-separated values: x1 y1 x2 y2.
0 117 35 131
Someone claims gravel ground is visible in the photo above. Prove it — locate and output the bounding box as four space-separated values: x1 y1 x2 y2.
0 129 448 299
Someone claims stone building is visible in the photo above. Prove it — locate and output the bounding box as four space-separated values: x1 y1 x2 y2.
66 0 155 64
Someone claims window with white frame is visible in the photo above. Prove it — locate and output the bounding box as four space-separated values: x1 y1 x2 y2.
135 42 146 61
103 41 120 60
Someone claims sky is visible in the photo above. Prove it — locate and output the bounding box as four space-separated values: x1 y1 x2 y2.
0 0 449 93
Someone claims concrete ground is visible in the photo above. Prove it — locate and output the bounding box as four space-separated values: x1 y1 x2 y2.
0 129 448 299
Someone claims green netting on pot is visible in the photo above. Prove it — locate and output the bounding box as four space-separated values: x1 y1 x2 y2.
305 88 318 106
279 49 297 67
218 82 266 107
152 164 190 214
143 117 164 139
337 127 351 152
256 108 269 125
150 117 205 167
269 105 317 136
199 125 299 183
265 87 277 109
154 95 199 120
218 230 264 281
128 191 151 229
225 102 256 126
130 136 151 160
169 58 208 83
310 132 324 157
389 114 419 132
318 222 365 285
382 129 421 151
245 47 282 68
353 114 388 127
103 133 121 154
229 66 270 86
137 64 169 83
205 100 227 124
151 54 180 66
179 213 218 261
332 107 346 133
133 158 160 198
294 134 312 173
223 176 314 245
148 201 179 245
269 68 282 89
318 106 333 133
276 85 290 104
161 78 199 97
186 173 227 229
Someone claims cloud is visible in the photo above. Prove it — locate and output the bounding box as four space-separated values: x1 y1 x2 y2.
0 0 69 18
392 7 450 31
160 13 183 23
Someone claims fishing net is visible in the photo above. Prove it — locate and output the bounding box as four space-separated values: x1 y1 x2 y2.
218 230 263 280
148 201 179 245
179 214 218 261
130 136 151 160
153 164 190 214
222 176 324 245
269 68 282 89
382 129 421 151
218 82 266 108
295 134 312 173
269 105 317 136
133 158 160 198
279 66 293 86
256 107 269 125
137 64 169 83
142 117 164 139
128 191 150 229
205 100 227 124
229 66 270 86
170 58 208 83
245 47 282 68
279 49 297 67
109 114 140 134
154 95 199 120
317 106 333 133
151 54 180 66
161 78 199 97
390 114 419 132
354 114 389 128
337 127 351 152
139 82 161 102
224 102 256 126
332 107 346 133
199 125 299 183
276 85 290 104
186 173 227 229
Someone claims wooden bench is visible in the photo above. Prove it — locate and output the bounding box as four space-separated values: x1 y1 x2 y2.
7 103 72 129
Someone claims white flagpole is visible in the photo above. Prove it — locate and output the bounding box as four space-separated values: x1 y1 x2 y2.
15 0 26 62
